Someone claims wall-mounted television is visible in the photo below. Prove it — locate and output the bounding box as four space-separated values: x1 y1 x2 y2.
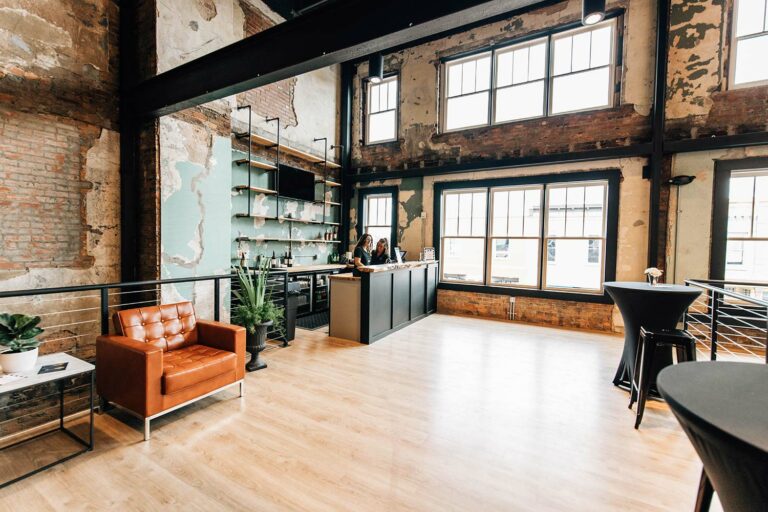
278 166 316 202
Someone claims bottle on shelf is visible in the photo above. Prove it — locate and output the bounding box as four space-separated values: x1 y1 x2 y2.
287 250 293 267
270 251 277 268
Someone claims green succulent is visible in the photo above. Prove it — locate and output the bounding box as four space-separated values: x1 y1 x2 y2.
0 313 44 353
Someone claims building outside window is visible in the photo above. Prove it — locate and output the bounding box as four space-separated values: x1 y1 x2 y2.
439 178 609 294
366 75 399 144
441 18 616 132
730 0 768 88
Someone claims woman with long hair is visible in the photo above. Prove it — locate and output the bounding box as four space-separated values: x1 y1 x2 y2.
353 233 373 272
370 238 391 265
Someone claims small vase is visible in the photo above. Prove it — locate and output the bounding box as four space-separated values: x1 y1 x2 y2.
646 275 658 286
0 347 39 373
246 321 272 372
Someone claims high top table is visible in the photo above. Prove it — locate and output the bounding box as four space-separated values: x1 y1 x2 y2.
658 362 768 511
604 281 701 393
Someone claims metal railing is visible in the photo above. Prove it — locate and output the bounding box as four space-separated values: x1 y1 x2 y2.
684 279 768 363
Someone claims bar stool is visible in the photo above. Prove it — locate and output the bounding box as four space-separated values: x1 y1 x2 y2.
629 327 696 429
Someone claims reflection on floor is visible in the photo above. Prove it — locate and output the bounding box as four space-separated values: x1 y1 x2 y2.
0 315 721 511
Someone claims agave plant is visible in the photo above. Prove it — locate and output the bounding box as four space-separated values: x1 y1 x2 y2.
0 313 44 354
232 260 284 335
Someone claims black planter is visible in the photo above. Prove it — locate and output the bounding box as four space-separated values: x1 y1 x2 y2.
245 321 272 372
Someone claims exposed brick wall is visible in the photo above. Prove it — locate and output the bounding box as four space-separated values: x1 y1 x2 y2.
437 289 615 332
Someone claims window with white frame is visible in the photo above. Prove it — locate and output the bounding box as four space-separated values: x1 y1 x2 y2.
550 21 615 114
439 178 610 294
363 193 394 247
724 170 768 281
441 18 616 132
544 183 607 291
443 52 492 131
731 0 768 87
441 190 488 282
366 75 399 144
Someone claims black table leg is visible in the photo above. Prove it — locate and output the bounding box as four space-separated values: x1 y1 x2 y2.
694 469 713 512
88 371 94 450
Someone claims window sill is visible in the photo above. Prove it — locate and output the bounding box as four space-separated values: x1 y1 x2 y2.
438 281 614 304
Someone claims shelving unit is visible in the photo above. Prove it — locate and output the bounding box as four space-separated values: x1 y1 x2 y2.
232 106 343 262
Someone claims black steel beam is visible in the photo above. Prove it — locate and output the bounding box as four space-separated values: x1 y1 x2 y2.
127 0 545 119
664 132 768 153
647 0 670 267
338 62 354 252
346 144 653 183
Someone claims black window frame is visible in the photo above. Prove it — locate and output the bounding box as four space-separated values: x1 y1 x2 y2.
438 10 624 134
433 170 620 304
357 186 399 258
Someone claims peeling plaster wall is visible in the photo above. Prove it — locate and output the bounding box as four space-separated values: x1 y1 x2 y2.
0 0 120 437
666 0 768 139
350 0 655 172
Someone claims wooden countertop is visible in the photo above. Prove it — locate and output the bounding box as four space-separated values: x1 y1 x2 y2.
329 274 360 281
358 260 438 273
285 264 350 274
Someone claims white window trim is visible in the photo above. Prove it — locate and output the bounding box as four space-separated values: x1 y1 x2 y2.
728 0 768 89
363 193 394 237
365 75 399 145
440 52 494 134
440 188 488 284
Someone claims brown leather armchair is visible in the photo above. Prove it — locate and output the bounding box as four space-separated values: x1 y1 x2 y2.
96 301 245 440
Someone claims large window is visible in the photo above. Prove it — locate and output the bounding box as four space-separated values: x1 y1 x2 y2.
723 170 768 282
442 18 616 132
361 190 396 250
366 75 399 144
438 174 614 295
731 0 768 88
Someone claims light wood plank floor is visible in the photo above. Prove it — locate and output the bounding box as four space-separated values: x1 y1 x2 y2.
0 314 721 511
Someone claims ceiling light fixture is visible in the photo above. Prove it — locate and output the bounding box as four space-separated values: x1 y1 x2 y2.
367 54 384 83
582 0 606 25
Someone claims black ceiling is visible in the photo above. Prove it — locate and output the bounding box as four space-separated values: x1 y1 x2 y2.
261 0 337 19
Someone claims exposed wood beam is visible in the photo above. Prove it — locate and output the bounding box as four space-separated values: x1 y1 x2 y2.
127 0 545 119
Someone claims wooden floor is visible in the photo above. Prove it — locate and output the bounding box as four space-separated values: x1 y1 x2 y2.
0 315 721 511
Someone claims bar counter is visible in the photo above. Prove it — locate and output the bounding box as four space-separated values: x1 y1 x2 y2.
329 261 438 344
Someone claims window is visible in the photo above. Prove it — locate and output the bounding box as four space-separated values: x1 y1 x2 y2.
441 190 487 283
731 0 768 88
366 75 398 144
723 170 768 282
441 18 616 132
550 22 615 114
443 53 492 131
363 193 394 247
438 173 615 296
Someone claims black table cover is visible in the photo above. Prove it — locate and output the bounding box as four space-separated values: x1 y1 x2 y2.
604 281 701 392
658 362 768 511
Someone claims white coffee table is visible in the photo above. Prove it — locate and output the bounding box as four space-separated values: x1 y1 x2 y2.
0 352 95 488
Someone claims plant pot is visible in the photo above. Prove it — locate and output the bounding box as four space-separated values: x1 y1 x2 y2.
0 347 39 373
245 321 272 372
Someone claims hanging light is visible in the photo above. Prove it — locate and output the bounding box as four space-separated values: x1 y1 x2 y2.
367 53 384 83
582 0 606 25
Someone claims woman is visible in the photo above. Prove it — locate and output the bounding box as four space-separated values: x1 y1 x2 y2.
353 234 373 272
370 238 392 265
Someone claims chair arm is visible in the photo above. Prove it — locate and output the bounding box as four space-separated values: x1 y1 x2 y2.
96 335 163 417
196 320 246 378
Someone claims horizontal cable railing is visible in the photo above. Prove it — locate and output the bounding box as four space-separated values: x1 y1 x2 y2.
684 279 768 364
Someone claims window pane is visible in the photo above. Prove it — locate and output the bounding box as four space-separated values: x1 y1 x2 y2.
458 193 473 235
368 110 396 143
565 186 585 237
445 194 459 236
728 176 754 237
734 35 768 86
512 47 529 84
523 189 542 237
590 26 613 68
548 188 567 236
369 226 391 247
725 240 768 282
462 60 477 93
572 32 591 72
447 63 462 97
472 192 487 236
490 238 539 286
584 185 606 237
388 80 398 108
475 55 492 91
551 67 611 114
495 81 545 122
553 36 572 75
529 42 547 81
369 85 380 113
443 238 485 282
736 0 767 37
496 50 514 87
368 197 378 228
384 197 392 227
508 190 524 236
545 238 603 290
445 92 490 130
492 191 509 236
754 175 768 236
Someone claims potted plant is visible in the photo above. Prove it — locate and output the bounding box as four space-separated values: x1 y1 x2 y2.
0 313 44 373
232 260 284 371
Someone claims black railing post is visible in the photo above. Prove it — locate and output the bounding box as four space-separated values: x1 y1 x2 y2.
214 278 221 322
710 290 720 361
100 287 109 335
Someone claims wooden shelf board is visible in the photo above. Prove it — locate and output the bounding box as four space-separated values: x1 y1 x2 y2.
236 132 341 168
236 237 341 244
233 186 277 195
316 179 341 187
234 158 277 170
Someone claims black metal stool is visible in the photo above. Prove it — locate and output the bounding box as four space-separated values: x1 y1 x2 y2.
629 327 696 429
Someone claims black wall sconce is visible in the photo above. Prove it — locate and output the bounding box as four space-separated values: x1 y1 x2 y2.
582 0 606 25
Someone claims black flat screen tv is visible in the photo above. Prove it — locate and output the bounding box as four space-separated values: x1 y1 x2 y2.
279 166 316 202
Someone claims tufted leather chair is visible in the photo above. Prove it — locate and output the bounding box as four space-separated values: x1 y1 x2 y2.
96 301 245 440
